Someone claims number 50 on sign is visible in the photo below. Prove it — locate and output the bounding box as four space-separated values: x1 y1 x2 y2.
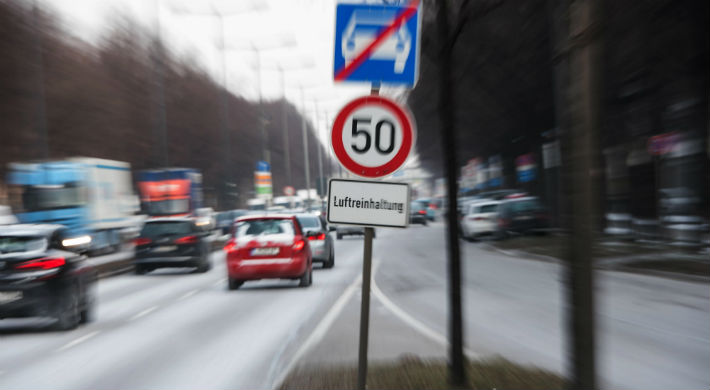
331 96 416 178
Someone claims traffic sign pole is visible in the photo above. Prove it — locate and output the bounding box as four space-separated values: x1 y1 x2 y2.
357 84 379 390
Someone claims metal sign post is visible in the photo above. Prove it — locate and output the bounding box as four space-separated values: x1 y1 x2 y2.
357 84 378 390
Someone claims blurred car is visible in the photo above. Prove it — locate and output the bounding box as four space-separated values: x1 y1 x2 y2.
216 210 248 235
461 200 500 240
413 198 437 221
496 196 549 238
335 225 376 239
134 218 212 274
224 215 315 290
296 214 334 268
0 224 97 330
409 201 429 225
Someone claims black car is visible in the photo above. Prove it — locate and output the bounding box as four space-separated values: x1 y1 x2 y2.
216 210 248 235
0 224 97 330
409 201 428 225
134 218 212 274
496 196 549 238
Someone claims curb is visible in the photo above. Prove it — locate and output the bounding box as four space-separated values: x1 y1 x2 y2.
482 243 709 283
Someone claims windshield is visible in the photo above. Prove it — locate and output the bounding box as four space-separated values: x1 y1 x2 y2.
0 236 47 253
297 216 321 229
140 221 193 237
143 199 190 216
235 219 294 237
11 184 85 212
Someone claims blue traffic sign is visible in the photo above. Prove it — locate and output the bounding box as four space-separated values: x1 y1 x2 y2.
256 161 270 172
333 1 420 87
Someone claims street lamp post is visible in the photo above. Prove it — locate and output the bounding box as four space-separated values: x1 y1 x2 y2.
314 102 324 196
300 86 312 207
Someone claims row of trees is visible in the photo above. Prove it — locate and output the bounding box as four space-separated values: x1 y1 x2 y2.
0 0 329 209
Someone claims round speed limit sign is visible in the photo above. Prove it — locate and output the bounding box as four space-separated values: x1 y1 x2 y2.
331 96 416 178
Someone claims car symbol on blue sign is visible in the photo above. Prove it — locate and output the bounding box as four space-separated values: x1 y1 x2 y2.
334 2 420 87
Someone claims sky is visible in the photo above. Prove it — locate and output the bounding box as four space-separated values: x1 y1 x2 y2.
38 0 411 149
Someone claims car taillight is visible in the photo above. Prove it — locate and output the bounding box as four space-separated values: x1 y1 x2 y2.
292 240 306 252
16 257 66 270
418 210 426 215
498 218 509 227
429 203 437 210
175 235 198 244
308 233 326 241
134 237 152 246
474 217 485 221
223 238 237 252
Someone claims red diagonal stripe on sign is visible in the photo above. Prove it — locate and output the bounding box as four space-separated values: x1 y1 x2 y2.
334 0 419 82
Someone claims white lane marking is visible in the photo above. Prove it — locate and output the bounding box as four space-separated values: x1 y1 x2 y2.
179 289 198 301
130 306 158 321
370 260 482 359
55 331 99 353
214 278 226 287
271 271 362 389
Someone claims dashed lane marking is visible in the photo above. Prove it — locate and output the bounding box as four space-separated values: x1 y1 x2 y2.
55 331 99 353
129 306 158 321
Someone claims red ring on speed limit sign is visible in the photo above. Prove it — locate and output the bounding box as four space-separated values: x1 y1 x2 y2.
331 96 416 178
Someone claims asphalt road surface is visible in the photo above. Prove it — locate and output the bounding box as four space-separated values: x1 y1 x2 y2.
1 224 708 389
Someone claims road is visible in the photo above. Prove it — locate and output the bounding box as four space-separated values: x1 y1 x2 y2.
373 223 710 390
0 240 366 389
1 224 708 389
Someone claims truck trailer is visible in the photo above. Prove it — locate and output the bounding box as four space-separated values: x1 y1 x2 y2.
7 157 140 252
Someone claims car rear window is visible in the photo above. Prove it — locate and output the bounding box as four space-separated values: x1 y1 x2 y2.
0 236 47 253
141 221 194 237
479 204 498 213
510 200 543 213
411 202 427 211
235 219 295 237
297 216 321 229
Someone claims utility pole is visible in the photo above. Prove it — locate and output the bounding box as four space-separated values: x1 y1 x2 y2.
435 0 466 386
279 65 292 186
550 0 601 388
314 102 324 196
300 86 312 207
153 0 169 167
215 8 234 209
253 45 269 165
31 1 48 160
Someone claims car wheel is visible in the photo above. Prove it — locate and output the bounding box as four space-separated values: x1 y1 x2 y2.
54 291 80 331
298 265 312 287
80 285 97 324
422 220 428 226
228 278 244 290
336 233 342 240
324 248 335 269
196 255 210 273
135 264 147 275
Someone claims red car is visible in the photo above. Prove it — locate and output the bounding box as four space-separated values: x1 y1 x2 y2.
223 215 314 290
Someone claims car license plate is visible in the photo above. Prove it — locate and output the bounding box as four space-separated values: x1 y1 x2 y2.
153 246 177 253
0 291 23 304
251 247 279 256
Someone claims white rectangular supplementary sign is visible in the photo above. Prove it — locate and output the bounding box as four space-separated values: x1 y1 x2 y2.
327 178 410 228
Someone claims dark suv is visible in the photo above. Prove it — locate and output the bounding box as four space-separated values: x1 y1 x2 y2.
496 196 549 238
0 224 97 330
134 218 212 274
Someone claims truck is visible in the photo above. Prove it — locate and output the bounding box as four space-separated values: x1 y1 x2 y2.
136 168 203 217
6 157 140 252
